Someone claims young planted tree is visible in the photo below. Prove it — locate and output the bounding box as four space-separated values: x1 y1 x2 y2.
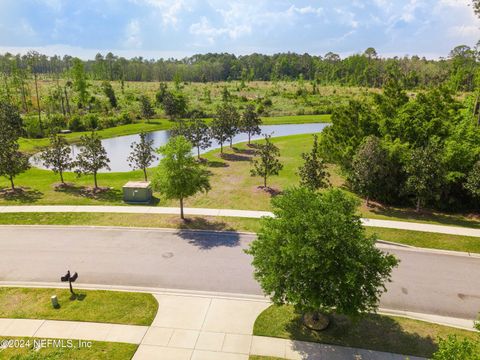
75 132 111 189
404 143 445 212
40 134 73 184
152 136 211 220
246 187 398 327
251 134 283 188
351 135 388 205
127 132 157 181
0 138 30 190
102 81 117 108
172 114 211 159
211 103 239 153
240 104 262 144
139 95 155 120
298 134 330 191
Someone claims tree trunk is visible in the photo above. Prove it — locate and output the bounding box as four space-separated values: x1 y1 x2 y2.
94 172 98 189
180 197 184 220
34 73 43 133
248 133 251 145
60 171 64 184
230 138 233 148
143 168 148 181
9 176 15 190
366 195 370 207
64 86 71 115
264 175 267 188
416 198 421 212
220 142 223 153
197 146 200 160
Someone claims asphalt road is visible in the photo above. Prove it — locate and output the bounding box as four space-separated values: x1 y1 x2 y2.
0 226 479 320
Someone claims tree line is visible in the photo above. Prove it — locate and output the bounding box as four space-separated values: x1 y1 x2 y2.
0 45 477 90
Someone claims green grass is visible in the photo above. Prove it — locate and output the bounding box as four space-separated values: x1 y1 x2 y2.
367 227 480 253
0 288 158 326
0 337 137 359
253 305 478 358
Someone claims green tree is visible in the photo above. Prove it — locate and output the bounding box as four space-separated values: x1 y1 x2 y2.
240 104 262 144
102 81 117 108
0 100 23 137
71 58 88 108
465 161 480 200
0 137 30 190
246 188 398 325
27 51 43 134
433 335 480 360
211 103 239 152
172 115 211 159
40 134 73 184
127 132 157 181
351 136 389 205
404 143 445 212
152 136 211 220
298 134 330 191
250 134 283 188
160 91 187 120
139 95 155 120
75 132 111 189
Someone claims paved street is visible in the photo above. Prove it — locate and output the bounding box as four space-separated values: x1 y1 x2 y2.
0 226 479 320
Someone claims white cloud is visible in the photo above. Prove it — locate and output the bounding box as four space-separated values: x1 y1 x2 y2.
124 19 142 48
130 0 191 27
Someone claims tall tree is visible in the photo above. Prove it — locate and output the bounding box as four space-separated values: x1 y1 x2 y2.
246 188 398 327
27 51 43 133
465 160 480 200
71 58 88 108
127 132 157 181
211 103 239 152
75 132 111 189
404 143 445 212
351 136 389 205
102 81 117 108
250 134 283 188
40 134 73 184
298 134 330 191
240 104 262 144
152 136 211 220
139 95 155 120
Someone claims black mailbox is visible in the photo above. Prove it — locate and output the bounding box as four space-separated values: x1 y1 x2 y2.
61 271 71 282
70 272 78 282
60 270 78 295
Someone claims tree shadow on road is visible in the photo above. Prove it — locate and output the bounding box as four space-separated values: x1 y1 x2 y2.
176 218 242 249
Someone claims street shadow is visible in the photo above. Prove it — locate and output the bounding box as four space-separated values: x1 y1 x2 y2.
177 221 241 250
285 311 437 359
0 187 43 203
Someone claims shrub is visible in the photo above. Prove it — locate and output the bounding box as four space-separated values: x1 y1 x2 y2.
24 117 44 138
118 112 133 125
83 113 99 130
68 115 85 132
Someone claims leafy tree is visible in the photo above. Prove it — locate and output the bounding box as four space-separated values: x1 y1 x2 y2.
40 134 73 184
172 114 211 159
71 58 88 108
102 81 117 108
404 143 445 212
351 136 389 205
152 136 211 220
160 91 187 120
250 134 283 188
139 95 155 120
155 82 168 104
75 132 111 189
246 187 398 323
127 132 157 181
0 137 30 190
211 103 239 152
240 104 262 144
298 134 330 191
433 335 480 360
465 161 480 200
0 100 23 137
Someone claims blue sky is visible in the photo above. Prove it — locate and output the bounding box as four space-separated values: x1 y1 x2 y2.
0 0 479 59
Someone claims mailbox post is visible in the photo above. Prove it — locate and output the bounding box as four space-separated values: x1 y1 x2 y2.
61 270 78 295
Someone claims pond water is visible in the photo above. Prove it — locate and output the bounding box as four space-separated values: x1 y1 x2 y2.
31 122 329 173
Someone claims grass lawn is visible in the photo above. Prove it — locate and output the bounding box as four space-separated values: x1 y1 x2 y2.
0 337 137 359
0 288 158 326
253 305 478 358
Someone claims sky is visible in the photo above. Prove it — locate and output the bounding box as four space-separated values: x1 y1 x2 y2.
0 0 479 60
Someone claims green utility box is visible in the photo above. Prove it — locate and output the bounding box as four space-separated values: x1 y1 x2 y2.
123 181 152 204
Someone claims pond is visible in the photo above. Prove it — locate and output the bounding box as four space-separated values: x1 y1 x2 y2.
32 122 329 173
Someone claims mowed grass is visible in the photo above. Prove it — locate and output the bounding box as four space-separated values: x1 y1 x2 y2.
0 337 137 360
253 305 478 358
0 288 158 326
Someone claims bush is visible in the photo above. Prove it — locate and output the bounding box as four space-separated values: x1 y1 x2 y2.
68 115 85 132
46 114 67 132
24 117 44 138
98 117 118 129
263 98 273 107
118 112 133 125
83 113 99 130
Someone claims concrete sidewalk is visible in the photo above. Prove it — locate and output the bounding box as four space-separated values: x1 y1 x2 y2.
0 292 426 360
1 205 480 237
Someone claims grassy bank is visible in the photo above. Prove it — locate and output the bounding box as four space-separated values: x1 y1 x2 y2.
0 337 137 359
0 288 158 326
253 305 478 358
0 213 479 253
